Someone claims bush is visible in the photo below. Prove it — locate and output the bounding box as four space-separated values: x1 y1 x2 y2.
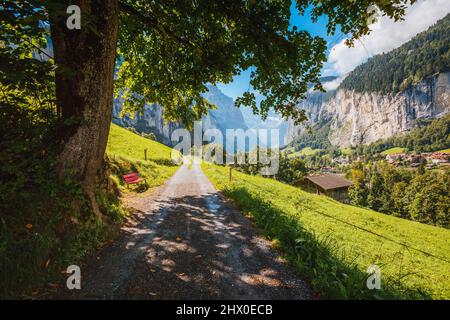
141 132 157 140
0 103 127 298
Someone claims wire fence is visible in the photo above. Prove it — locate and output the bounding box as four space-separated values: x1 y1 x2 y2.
225 169 450 265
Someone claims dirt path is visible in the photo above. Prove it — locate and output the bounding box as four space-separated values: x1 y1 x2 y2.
58 163 312 299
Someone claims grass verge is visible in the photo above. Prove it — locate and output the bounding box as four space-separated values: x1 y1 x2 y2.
106 124 180 192
202 162 450 299
0 123 179 298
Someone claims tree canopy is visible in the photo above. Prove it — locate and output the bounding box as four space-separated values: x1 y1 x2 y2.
2 0 416 127
340 13 450 93
0 0 417 214
356 114 450 155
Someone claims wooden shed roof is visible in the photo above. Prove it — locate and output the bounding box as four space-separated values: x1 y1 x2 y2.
305 174 353 191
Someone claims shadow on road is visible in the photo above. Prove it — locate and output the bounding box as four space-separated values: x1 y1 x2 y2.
56 191 312 300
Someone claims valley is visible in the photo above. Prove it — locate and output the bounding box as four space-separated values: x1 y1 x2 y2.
2 0 449 304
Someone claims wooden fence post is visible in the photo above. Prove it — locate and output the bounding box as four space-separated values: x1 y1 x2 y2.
144 148 147 161
229 166 232 182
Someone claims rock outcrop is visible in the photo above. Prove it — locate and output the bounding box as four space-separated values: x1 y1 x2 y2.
286 72 450 147
112 100 181 146
112 85 248 146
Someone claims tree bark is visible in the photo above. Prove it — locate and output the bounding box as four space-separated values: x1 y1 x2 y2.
50 0 119 219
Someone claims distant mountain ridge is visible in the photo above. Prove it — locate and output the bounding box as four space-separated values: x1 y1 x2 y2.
339 14 450 94
286 14 450 148
112 85 248 148
201 85 248 135
113 85 291 150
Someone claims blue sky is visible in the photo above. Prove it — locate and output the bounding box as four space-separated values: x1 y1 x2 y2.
217 0 450 100
217 3 344 99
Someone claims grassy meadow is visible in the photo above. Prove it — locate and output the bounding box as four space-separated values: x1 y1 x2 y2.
381 147 409 155
106 124 180 190
340 147 354 156
287 147 321 158
202 163 450 299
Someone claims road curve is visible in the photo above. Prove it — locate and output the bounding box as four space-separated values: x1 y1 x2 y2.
57 162 312 299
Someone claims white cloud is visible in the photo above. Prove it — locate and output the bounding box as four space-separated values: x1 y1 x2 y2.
322 77 345 91
325 0 450 76
307 76 345 93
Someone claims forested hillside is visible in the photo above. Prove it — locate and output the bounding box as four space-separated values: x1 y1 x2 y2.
340 13 450 93
356 114 450 155
285 122 332 151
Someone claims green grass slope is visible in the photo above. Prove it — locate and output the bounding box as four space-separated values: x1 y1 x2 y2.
340 147 354 156
202 163 450 299
380 147 408 155
106 124 180 189
287 147 321 158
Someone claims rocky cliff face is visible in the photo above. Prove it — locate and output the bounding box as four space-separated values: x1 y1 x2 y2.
285 89 335 145
112 100 181 146
201 85 248 134
112 85 248 146
286 72 450 147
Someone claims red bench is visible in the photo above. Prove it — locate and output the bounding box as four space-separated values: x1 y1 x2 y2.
123 172 146 188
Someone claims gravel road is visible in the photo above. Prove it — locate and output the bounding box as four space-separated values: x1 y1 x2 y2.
58 162 312 299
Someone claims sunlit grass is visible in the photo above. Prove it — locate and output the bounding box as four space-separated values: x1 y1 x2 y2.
381 147 408 155
340 147 354 156
287 147 321 158
202 163 450 299
106 124 180 191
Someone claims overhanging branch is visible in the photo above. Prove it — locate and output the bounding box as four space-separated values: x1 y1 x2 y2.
118 1 194 48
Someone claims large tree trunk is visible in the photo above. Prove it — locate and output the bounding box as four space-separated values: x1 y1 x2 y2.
50 0 119 219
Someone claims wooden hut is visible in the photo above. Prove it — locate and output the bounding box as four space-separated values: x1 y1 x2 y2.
305 174 354 203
